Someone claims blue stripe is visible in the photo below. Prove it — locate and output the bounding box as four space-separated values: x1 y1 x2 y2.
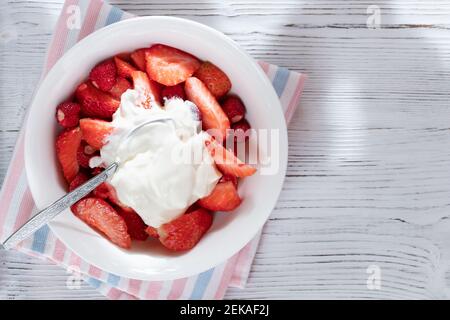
107 273 121 286
31 225 50 253
189 268 215 299
87 277 102 289
105 6 124 26
272 67 290 98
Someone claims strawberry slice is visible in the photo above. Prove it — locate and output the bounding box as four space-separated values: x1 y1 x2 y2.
185 77 230 141
69 172 90 192
145 226 159 239
204 136 256 178
117 208 148 241
79 118 113 149
158 208 213 251
231 119 251 142
72 197 131 249
221 96 246 123
55 102 81 128
56 127 82 182
198 180 241 211
161 84 186 100
93 182 131 210
75 82 120 119
89 59 117 92
77 141 98 168
130 48 148 71
109 77 132 100
194 62 231 98
114 56 137 79
145 44 201 86
130 70 162 107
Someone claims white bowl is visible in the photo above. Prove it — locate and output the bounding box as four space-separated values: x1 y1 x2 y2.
24 17 287 281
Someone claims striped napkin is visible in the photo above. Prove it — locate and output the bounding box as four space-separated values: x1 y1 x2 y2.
0 0 306 300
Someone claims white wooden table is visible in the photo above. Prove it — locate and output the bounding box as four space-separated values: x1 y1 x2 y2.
2 0 450 300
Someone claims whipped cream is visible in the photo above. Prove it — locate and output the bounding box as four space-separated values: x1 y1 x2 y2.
98 90 221 227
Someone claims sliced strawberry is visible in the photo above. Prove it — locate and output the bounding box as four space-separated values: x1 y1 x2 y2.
145 44 201 86
194 61 231 98
93 182 130 210
77 141 98 168
161 84 186 100
204 136 257 178
231 119 251 142
158 208 212 251
116 51 132 62
117 208 148 241
89 59 117 92
72 197 131 249
91 167 104 176
145 226 159 239
130 48 148 71
69 172 90 192
185 77 230 141
75 82 120 119
130 70 162 107
79 118 113 149
220 174 238 188
114 56 137 79
109 77 132 100
198 180 241 211
56 127 82 182
55 102 81 128
221 96 246 123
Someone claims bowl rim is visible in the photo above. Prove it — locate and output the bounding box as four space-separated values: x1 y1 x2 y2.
24 16 288 280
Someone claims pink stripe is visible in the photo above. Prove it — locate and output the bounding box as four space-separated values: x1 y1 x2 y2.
13 187 34 230
88 265 102 278
144 281 164 300
68 252 82 268
52 239 66 262
258 61 270 74
214 255 239 300
77 0 103 41
285 74 306 124
230 241 253 286
0 135 25 239
45 0 79 73
127 279 142 297
167 278 188 300
107 287 124 299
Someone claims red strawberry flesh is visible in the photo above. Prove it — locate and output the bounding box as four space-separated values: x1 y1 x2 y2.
194 61 231 98
56 127 82 183
72 197 131 249
55 102 81 128
79 118 113 149
117 208 148 241
198 180 241 211
221 96 246 123
161 84 186 100
89 59 117 92
75 82 120 119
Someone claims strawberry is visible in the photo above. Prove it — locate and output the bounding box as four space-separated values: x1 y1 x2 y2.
72 197 131 249
75 82 120 119
130 48 148 71
204 136 256 178
158 208 213 251
91 167 104 176
145 226 159 239
185 77 230 141
198 180 241 211
221 96 246 123
145 44 201 86
231 119 251 142
220 174 238 188
55 102 81 128
114 56 137 79
161 84 186 100
79 118 113 149
89 59 117 92
116 52 132 62
56 127 82 182
194 62 231 98
109 77 131 100
117 208 148 241
130 70 162 107
93 182 130 210
77 141 98 168
69 172 90 192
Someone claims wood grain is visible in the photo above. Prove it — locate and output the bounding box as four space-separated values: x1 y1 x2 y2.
1 0 450 299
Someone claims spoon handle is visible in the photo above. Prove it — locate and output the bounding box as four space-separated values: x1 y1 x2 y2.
1 163 118 250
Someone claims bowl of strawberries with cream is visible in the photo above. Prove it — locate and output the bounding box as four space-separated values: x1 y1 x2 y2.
24 17 287 280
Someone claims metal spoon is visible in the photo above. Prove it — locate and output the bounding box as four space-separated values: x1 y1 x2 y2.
1 117 177 250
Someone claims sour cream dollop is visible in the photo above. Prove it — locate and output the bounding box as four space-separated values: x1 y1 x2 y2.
97 90 221 228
